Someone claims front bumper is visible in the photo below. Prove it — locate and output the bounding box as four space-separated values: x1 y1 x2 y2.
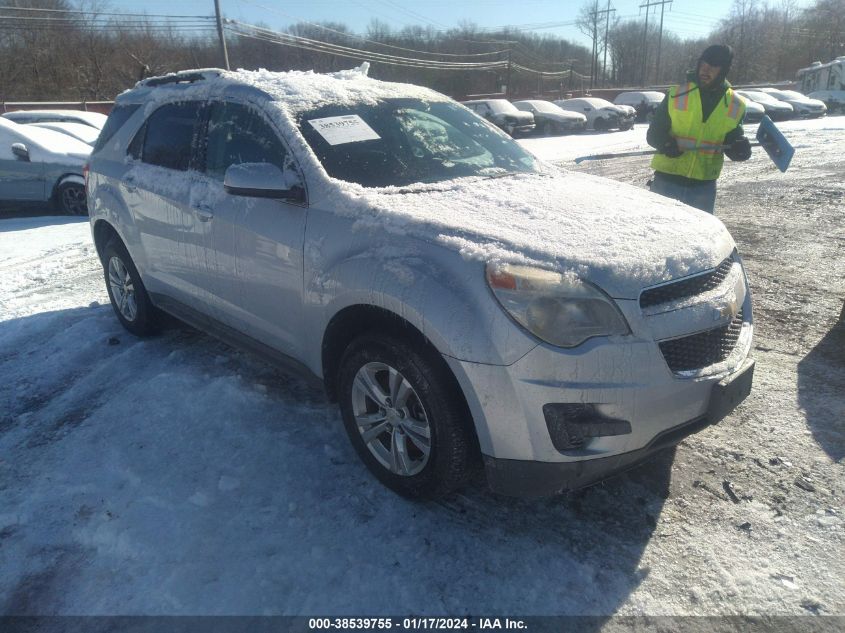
484 358 754 497
443 265 754 497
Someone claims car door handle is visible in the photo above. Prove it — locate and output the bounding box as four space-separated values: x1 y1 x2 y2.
193 204 214 221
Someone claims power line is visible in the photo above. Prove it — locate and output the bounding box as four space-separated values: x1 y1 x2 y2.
236 0 508 58
225 20 508 69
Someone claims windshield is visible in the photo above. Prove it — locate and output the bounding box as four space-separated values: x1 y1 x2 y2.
528 101 563 114
775 90 806 100
486 99 521 115
298 99 539 188
743 91 778 104
745 92 778 105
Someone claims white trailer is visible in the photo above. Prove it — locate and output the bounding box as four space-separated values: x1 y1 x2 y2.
797 56 845 93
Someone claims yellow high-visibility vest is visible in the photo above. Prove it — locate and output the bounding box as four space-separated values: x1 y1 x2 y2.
651 82 745 181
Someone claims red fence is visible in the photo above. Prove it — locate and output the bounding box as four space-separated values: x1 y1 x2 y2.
2 101 114 115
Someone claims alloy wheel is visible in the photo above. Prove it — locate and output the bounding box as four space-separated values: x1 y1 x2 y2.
351 361 432 476
62 185 87 215
108 256 138 322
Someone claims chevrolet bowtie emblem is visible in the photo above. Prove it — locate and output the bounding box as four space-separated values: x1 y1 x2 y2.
714 300 738 321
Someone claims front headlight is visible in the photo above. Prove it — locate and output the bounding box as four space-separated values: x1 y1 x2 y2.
486 263 630 348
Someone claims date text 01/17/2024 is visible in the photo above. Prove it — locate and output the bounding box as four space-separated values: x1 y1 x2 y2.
307 618 528 630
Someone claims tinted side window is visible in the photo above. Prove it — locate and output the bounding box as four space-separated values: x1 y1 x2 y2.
204 101 288 180
142 102 202 171
93 104 139 153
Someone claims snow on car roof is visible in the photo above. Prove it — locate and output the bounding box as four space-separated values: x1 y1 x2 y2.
28 121 100 145
122 65 451 116
614 91 665 104
559 97 615 108
0 117 93 157
2 109 107 129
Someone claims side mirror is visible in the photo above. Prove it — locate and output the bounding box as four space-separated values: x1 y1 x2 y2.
223 162 305 202
11 143 30 162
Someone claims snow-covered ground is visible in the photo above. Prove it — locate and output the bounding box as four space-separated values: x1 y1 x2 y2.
1 118 843 617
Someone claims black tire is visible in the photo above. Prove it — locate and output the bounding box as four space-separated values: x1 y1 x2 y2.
337 333 476 499
102 237 160 337
55 181 88 216
593 117 606 131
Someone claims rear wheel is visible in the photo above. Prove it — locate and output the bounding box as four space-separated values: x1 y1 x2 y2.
593 117 607 131
102 237 159 336
337 333 475 498
56 181 88 215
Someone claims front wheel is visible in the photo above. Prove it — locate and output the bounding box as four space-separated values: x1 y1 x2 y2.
337 334 476 499
102 237 160 336
55 181 88 215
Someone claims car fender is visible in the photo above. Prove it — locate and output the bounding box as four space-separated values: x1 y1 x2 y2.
87 177 147 273
303 242 537 373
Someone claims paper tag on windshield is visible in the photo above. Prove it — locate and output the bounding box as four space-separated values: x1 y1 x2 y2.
308 115 380 145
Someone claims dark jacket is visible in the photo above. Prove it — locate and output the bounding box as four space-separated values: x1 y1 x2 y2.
647 72 746 183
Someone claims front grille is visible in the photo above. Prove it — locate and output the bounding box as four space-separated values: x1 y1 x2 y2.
640 256 734 309
659 310 744 373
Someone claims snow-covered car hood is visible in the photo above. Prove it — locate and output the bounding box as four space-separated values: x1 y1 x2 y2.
493 111 534 123
545 110 587 123
350 171 734 298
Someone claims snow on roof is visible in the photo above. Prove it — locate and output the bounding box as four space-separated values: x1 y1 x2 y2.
124 65 451 117
28 121 100 145
2 109 107 129
0 117 92 161
614 91 665 105
560 97 615 108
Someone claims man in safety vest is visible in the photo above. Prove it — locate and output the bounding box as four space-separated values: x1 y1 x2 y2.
647 44 752 213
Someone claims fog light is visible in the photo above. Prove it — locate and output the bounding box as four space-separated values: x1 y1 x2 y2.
542 403 632 452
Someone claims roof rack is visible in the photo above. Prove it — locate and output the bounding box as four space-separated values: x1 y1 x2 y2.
138 69 224 88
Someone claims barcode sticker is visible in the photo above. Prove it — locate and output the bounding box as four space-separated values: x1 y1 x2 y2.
308 115 381 145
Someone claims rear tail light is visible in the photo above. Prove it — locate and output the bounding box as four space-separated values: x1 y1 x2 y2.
83 162 90 187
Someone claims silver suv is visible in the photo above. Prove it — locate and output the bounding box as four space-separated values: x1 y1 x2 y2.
87 68 754 498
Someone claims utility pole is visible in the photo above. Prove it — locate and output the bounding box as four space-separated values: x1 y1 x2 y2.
590 13 598 90
214 0 230 70
505 49 512 96
655 0 672 84
639 0 671 87
589 3 615 90
602 1 616 88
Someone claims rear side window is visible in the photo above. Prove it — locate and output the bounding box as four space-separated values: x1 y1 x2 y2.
203 101 289 180
141 101 203 171
92 104 139 153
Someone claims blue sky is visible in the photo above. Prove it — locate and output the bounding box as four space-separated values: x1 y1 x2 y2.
112 0 812 48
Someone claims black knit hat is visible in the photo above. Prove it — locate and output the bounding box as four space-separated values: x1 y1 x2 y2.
699 45 733 71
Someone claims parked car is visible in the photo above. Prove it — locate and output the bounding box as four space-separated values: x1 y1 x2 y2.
553 97 635 131
3 109 107 130
807 90 845 114
614 91 665 121
735 95 765 123
758 88 827 118
512 100 586 135
28 121 101 146
88 68 754 499
0 117 90 214
460 99 535 136
735 90 794 121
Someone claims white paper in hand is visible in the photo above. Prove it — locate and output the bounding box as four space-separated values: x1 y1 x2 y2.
308 115 381 145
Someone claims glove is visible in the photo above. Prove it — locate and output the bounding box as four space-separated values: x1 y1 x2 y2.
726 137 752 161
661 138 683 158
